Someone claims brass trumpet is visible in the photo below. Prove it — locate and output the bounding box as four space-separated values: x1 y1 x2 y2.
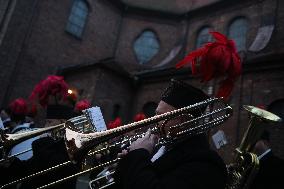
1 97 232 189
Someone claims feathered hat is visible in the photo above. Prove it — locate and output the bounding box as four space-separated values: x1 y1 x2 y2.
161 79 209 116
133 113 146 122
9 98 28 116
107 117 122 130
176 31 242 99
74 99 91 112
29 75 69 107
8 98 28 121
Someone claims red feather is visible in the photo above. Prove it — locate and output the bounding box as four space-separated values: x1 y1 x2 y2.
176 47 207 74
176 31 242 99
107 117 122 130
9 98 28 116
30 75 68 107
210 31 228 44
75 99 91 112
134 113 146 122
216 79 235 100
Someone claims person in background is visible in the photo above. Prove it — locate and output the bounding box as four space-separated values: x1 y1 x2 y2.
19 103 78 189
0 108 12 132
18 75 78 189
250 130 284 189
8 98 42 161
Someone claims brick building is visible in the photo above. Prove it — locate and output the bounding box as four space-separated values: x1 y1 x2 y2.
1 0 284 163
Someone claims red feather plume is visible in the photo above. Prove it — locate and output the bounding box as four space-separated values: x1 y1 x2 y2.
133 113 146 122
107 117 122 130
75 99 91 112
29 75 68 107
176 31 242 100
9 98 28 116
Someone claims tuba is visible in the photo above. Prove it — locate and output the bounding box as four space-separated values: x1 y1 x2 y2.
0 97 232 189
226 105 282 189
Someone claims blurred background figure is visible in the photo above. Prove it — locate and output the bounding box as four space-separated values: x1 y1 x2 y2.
250 130 284 189
0 108 12 133
8 98 42 161
74 99 91 114
133 112 146 122
18 75 78 189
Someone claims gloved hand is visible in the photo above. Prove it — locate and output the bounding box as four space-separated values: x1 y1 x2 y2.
129 129 158 154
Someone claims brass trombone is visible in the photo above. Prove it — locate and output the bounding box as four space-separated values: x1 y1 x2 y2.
226 105 282 189
0 97 232 189
0 115 90 161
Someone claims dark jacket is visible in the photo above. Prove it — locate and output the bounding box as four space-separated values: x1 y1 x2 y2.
112 135 227 189
20 137 78 189
250 151 284 189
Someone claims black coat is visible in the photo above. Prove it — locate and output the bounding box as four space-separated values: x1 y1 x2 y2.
112 135 227 189
250 151 284 189
20 137 78 189
0 137 78 189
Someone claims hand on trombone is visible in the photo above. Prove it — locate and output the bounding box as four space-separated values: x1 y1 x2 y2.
118 129 159 158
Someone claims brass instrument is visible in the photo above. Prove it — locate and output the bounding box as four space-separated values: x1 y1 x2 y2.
0 97 232 189
0 115 89 162
226 105 282 189
0 125 64 159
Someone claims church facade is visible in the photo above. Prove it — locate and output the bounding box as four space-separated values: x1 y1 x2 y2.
1 0 284 162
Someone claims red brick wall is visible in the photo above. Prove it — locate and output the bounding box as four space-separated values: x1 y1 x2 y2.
115 15 183 72
0 0 284 163
1 0 122 105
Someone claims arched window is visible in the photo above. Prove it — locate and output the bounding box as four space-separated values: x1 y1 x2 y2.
134 30 160 64
143 102 158 117
228 18 248 51
196 27 212 48
66 0 88 38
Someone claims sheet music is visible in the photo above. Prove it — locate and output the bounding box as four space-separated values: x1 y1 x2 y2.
86 107 107 132
212 130 228 149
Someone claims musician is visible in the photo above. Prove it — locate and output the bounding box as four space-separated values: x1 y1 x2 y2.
250 130 284 189
112 79 227 189
19 104 79 189
7 98 42 161
0 108 12 132
0 99 40 187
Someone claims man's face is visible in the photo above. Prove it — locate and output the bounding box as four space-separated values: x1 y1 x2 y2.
253 140 269 156
155 101 180 137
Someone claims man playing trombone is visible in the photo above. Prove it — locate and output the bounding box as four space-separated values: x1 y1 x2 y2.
111 79 228 189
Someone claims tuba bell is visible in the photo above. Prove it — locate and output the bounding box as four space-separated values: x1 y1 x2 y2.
226 105 282 189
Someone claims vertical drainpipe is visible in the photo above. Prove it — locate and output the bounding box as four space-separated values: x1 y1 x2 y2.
2 0 40 107
182 12 190 58
112 4 126 58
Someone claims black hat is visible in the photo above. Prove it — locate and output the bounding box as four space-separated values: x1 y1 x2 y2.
46 105 77 119
161 79 209 114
